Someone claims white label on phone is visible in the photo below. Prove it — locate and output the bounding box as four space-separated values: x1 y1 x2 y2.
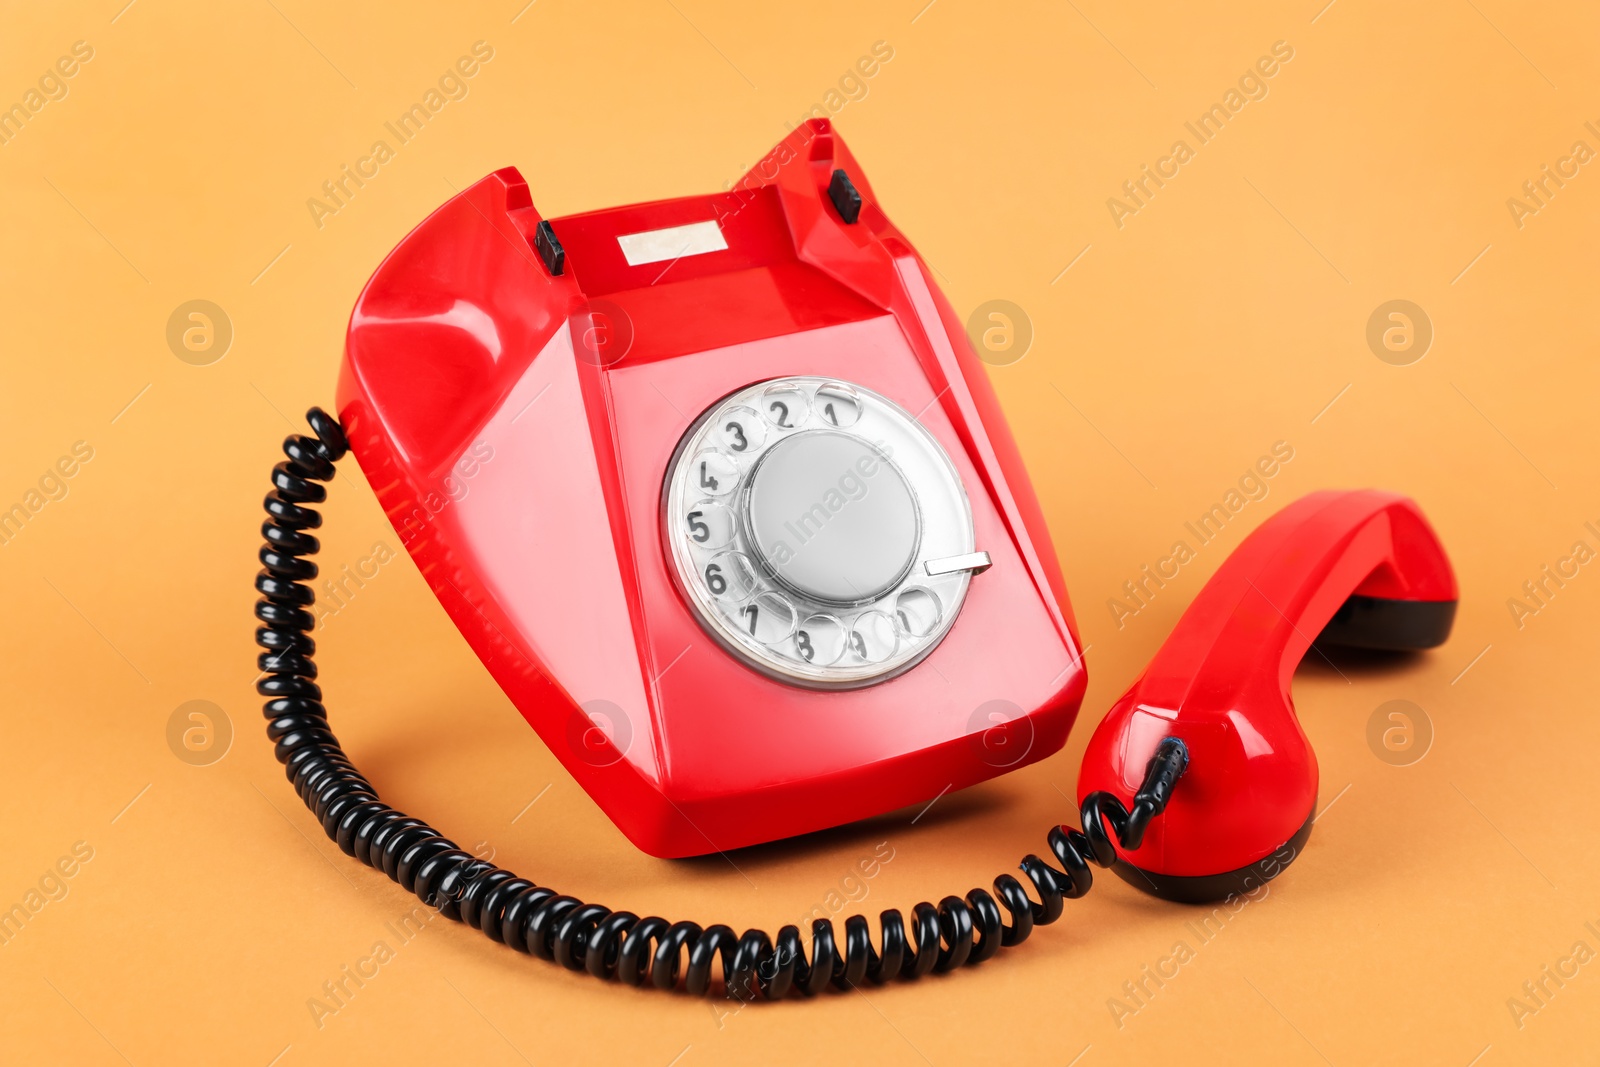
617 220 728 266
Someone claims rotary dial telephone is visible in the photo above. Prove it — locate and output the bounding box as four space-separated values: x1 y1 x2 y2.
254 120 1457 996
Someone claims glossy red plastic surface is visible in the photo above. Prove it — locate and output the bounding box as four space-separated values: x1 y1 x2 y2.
336 121 1086 857
1077 490 1457 877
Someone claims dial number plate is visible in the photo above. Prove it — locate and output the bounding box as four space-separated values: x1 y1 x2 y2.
663 377 978 689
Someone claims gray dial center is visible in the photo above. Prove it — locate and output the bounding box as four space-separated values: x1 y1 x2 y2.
743 430 920 605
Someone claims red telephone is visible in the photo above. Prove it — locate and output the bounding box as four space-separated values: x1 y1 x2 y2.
254 121 1457 997
334 119 1084 857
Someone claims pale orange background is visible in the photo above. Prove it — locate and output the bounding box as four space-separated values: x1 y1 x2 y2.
2 1 1597 1063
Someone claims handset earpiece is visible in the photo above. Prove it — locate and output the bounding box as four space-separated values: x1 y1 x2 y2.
1077 490 1458 902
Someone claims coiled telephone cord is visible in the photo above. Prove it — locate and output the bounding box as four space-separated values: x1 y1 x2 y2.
255 407 1190 999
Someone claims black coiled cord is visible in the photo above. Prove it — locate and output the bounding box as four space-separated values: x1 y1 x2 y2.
256 407 1190 999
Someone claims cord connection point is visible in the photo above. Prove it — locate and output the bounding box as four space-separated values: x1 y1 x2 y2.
1144 737 1189 804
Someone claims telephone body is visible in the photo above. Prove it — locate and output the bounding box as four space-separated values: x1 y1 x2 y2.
337 120 1085 857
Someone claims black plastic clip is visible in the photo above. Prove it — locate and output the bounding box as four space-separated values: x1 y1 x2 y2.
828 169 862 224
534 219 565 276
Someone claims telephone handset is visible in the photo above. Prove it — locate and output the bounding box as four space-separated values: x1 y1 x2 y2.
1079 489 1457 901
254 122 1457 997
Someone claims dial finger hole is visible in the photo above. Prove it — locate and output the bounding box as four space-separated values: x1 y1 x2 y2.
704 551 758 600
716 407 766 455
848 610 900 664
792 613 846 666
814 381 862 429
893 586 942 638
682 500 734 550
739 591 797 648
691 450 739 497
760 382 810 431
